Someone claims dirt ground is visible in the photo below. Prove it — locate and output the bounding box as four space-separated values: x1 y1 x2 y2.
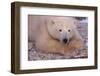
28 22 88 61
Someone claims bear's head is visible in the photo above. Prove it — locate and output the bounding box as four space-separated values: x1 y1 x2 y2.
46 17 78 44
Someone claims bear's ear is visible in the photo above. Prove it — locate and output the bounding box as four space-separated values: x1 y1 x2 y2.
73 19 80 28
74 20 79 25
51 20 55 24
45 18 55 25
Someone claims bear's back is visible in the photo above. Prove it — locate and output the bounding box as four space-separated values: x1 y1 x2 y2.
28 15 48 41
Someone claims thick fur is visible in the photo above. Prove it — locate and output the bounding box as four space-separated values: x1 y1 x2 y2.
28 16 84 56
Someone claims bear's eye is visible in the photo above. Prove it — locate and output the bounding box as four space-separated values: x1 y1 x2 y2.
59 29 62 32
68 29 70 32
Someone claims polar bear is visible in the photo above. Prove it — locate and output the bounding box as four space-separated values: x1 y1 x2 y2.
28 15 84 56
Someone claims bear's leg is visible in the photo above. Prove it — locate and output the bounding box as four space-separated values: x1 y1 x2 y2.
69 39 84 49
35 39 65 55
64 39 84 56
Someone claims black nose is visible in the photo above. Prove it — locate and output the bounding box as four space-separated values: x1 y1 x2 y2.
63 38 68 44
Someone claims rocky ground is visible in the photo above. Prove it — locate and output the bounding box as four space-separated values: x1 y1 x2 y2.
28 22 88 61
